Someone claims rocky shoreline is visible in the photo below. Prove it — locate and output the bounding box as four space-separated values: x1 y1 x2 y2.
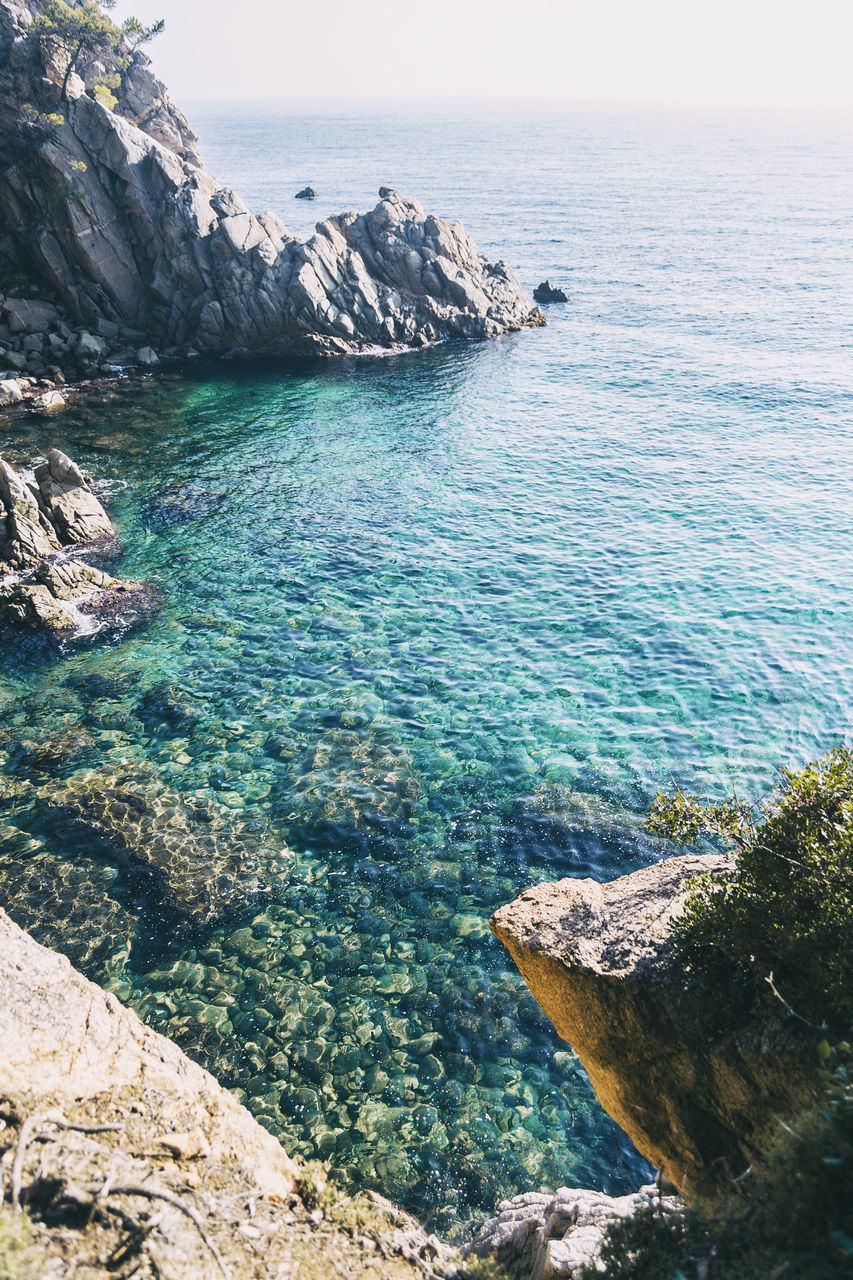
0 445 159 640
0 0 544 364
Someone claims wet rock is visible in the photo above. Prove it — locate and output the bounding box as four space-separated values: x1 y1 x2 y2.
295 186 318 199
533 280 570 303
30 388 66 413
34 763 275 925
0 449 159 640
491 855 819 1196
136 344 159 365
0 579 75 635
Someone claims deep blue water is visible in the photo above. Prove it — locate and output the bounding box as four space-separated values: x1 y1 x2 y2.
1 103 852 1237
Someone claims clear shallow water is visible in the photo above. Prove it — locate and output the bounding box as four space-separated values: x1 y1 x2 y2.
1 104 853 1237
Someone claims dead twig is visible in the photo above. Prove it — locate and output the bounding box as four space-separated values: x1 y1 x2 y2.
96 1182 230 1279
10 1108 122 1210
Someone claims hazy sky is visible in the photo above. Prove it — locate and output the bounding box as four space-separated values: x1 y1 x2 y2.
112 0 853 109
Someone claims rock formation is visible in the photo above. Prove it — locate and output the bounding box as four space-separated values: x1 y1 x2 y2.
463 1183 681 1279
491 855 818 1196
0 907 458 1279
0 446 159 638
0 0 543 364
533 282 569 304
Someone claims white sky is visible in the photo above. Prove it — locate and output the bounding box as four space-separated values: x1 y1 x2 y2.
111 0 853 109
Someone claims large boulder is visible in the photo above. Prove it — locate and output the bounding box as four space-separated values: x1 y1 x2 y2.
34 446 114 543
491 855 818 1196
0 909 455 1279
0 0 543 357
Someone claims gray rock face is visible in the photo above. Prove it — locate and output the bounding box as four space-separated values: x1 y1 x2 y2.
0 0 543 357
0 448 159 638
491 855 819 1197
464 1184 681 1279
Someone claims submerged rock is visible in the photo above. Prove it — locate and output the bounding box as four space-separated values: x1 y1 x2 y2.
35 764 274 925
0 0 544 359
491 854 818 1196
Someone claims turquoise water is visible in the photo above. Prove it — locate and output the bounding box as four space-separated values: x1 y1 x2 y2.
1 105 852 1237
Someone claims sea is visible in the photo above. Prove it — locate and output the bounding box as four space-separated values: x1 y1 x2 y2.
1 100 852 1238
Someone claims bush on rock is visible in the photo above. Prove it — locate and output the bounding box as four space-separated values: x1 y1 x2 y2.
647 746 853 1032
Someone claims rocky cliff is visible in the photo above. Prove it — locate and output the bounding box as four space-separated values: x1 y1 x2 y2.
0 0 543 361
491 855 818 1196
0 907 459 1279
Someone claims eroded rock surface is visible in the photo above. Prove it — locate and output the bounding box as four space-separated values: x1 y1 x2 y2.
464 1184 681 1279
0 908 458 1280
491 855 818 1196
0 447 159 638
0 0 543 360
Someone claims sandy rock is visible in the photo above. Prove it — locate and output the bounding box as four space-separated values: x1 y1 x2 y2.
0 909 458 1280
491 855 818 1196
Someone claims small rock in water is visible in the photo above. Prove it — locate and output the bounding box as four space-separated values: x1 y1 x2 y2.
294 186 318 200
533 279 570 303
31 389 67 413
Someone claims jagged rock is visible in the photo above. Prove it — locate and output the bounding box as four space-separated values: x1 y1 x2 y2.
295 186 318 199
0 449 159 639
533 281 569 303
464 1184 681 1279
34 446 114 543
0 0 544 357
1 296 61 332
0 578 74 633
0 558 159 638
491 855 818 1196
0 455 60 563
34 763 273 924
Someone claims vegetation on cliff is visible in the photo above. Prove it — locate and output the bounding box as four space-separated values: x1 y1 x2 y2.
582 1045 853 1279
647 745 853 1032
582 749 853 1277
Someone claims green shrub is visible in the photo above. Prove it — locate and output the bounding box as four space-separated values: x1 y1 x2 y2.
647 746 853 1031
0 1210 44 1280
582 1048 853 1279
